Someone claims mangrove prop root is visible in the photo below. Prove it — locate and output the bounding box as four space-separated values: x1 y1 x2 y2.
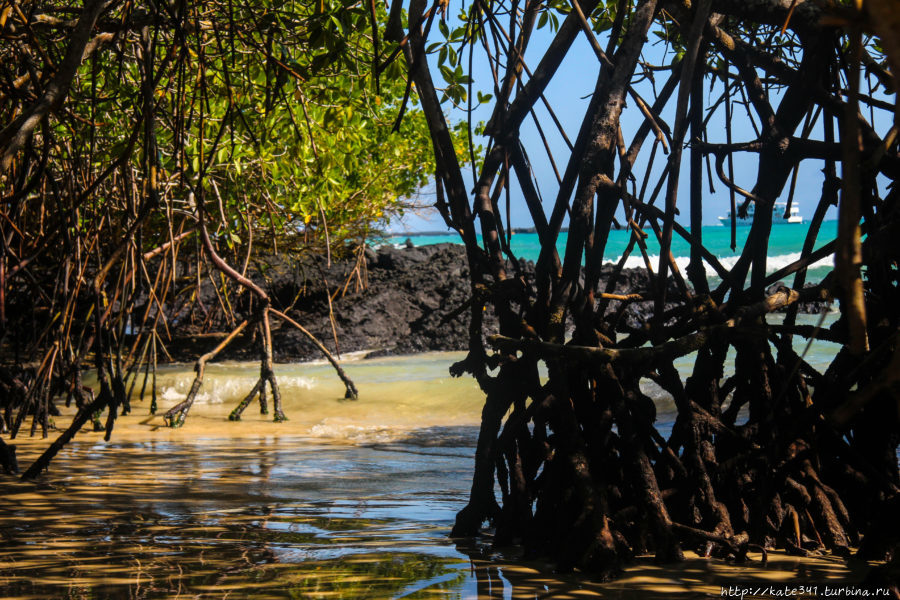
269 308 359 400
21 387 111 480
163 320 250 428
261 310 286 421
393 0 900 579
227 310 296 422
228 379 263 421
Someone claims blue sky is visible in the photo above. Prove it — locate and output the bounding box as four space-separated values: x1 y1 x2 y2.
388 12 866 234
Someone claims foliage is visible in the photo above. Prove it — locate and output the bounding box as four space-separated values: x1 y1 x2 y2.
4 0 473 253
0 0 477 468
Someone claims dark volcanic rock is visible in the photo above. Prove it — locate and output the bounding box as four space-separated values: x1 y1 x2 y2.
261 244 674 360
266 244 478 361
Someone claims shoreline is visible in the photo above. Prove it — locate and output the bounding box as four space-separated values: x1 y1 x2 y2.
162 243 832 364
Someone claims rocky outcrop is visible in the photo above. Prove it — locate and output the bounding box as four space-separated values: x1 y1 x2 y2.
168 243 830 362
264 244 475 360
255 244 680 360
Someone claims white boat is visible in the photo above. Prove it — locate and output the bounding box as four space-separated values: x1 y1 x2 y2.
718 201 803 225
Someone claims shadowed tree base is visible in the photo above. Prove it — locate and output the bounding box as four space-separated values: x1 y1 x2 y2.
394 0 900 579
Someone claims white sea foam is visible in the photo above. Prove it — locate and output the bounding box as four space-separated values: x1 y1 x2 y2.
158 374 316 404
614 251 833 280
277 376 317 389
298 350 371 366
160 386 186 402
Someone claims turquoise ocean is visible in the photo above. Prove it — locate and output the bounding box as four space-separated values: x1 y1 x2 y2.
390 221 838 285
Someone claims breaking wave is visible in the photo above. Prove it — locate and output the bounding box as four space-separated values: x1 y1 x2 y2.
159 374 317 405
615 251 833 281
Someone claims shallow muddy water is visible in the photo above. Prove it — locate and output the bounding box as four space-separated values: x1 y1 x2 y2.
0 337 871 599
0 436 871 600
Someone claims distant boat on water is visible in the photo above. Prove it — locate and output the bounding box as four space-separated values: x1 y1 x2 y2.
718 201 803 225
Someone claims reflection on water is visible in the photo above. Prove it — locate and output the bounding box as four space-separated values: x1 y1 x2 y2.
1 340 868 599
0 436 873 599
0 437 473 599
